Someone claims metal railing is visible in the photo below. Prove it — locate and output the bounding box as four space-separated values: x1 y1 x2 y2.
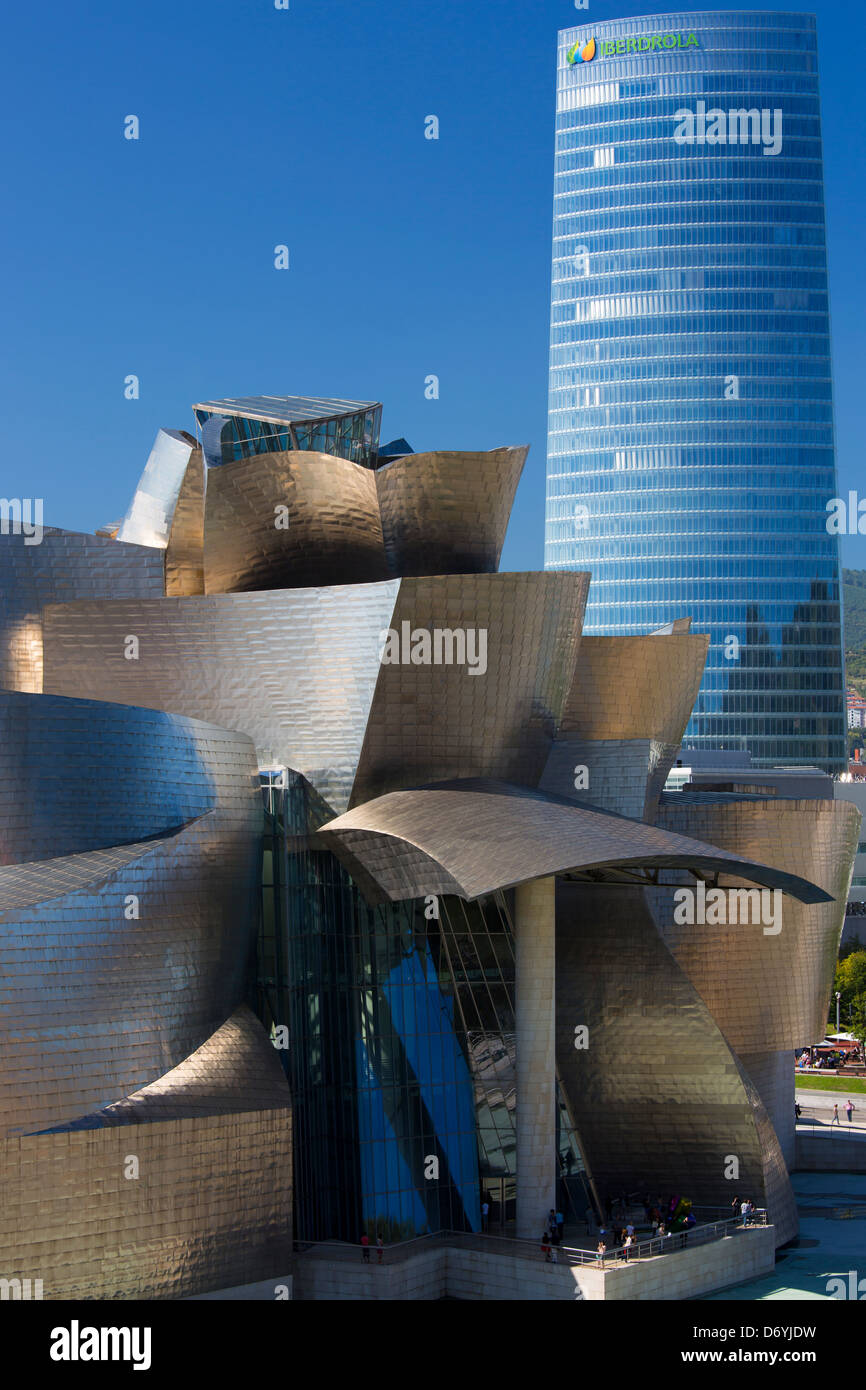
796 1107 866 1140
294 1212 767 1269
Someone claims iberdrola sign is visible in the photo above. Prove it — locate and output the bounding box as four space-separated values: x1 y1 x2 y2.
567 32 700 63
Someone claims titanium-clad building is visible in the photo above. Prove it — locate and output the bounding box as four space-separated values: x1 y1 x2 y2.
545 11 846 771
0 389 858 1298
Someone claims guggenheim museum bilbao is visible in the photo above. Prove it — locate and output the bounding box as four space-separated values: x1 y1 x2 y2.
0 393 858 1300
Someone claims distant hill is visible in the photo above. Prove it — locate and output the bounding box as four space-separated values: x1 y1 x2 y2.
844 569 866 695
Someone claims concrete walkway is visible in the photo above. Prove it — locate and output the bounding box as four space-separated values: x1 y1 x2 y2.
702 1172 866 1301
796 1089 866 1131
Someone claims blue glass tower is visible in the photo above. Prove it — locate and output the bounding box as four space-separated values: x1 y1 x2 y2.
545 11 846 771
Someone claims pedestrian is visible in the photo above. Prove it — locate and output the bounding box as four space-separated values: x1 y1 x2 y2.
548 1208 557 1239
481 1198 489 1233
626 1222 635 1240
541 1231 551 1262
556 1209 564 1243
832 1103 840 1126
376 1234 384 1264
845 1100 855 1124
731 1196 739 1222
740 1199 751 1228
596 1240 606 1268
623 1235 633 1262
361 1232 370 1263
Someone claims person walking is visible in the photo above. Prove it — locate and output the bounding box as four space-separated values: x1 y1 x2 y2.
731 1196 739 1223
555 1209 564 1244
481 1198 489 1233
622 1234 633 1262
740 1199 750 1227
596 1240 607 1268
541 1231 552 1262
376 1235 384 1265
361 1232 370 1263
845 1100 855 1125
832 1103 841 1126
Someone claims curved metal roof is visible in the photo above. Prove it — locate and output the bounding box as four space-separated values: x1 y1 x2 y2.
318 778 834 905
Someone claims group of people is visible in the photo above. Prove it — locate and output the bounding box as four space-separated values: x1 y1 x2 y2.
540 1207 565 1261
830 1100 857 1125
799 1048 861 1071
594 1218 641 1265
359 1233 385 1263
730 1196 756 1226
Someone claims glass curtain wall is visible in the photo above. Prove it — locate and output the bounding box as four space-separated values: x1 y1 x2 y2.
545 11 845 769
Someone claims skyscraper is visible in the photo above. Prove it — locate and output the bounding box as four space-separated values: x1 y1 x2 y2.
545 11 846 771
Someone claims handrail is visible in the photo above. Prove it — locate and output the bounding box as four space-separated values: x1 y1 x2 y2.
294 1213 768 1268
796 1111 866 1139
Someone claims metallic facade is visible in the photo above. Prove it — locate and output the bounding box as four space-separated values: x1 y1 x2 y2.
3 382 859 1294
0 691 262 1136
375 447 527 578
40 583 401 816
545 11 846 771
319 777 831 907
0 529 163 693
117 428 199 550
198 444 527 595
554 882 798 1244
203 450 388 593
540 630 710 819
651 791 860 1052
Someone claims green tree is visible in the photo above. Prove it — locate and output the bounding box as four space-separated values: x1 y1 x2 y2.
830 950 866 1031
850 993 866 1062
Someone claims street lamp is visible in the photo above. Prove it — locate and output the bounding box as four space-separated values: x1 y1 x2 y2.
836 991 842 1035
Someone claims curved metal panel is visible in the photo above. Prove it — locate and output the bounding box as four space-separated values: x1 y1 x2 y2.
0 836 186 913
561 634 708 743
0 689 230 864
555 882 797 1245
42 583 401 814
0 695 261 1136
203 450 387 593
539 735 675 821
117 428 198 549
650 795 860 1053
0 1109 292 1298
50 1006 289 1127
319 779 833 905
165 446 205 596
740 1049 796 1169
0 529 163 693
375 447 528 577
537 634 709 820
350 572 589 806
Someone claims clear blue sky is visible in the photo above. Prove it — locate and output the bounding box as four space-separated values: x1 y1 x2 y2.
2 0 863 571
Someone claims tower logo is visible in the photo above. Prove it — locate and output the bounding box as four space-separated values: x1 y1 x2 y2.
567 37 596 64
